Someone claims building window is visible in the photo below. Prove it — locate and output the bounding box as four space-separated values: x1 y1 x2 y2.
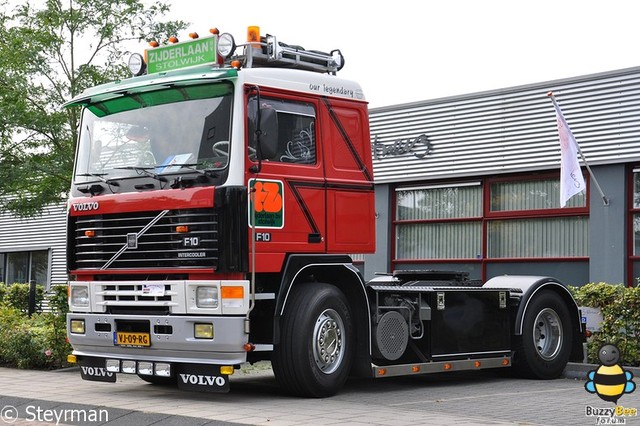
487 217 589 258
487 177 588 258
395 183 482 260
631 170 640 256
393 175 588 267
490 178 586 212
1 250 50 285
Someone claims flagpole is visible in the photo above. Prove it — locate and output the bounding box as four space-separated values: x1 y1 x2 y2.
547 92 610 206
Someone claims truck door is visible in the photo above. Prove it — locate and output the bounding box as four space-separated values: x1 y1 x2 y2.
246 93 326 267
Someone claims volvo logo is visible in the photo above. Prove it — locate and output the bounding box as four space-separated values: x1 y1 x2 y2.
72 202 99 212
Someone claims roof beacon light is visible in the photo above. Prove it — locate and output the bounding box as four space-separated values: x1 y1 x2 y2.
247 26 260 44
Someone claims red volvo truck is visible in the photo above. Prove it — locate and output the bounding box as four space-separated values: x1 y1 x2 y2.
64 27 585 397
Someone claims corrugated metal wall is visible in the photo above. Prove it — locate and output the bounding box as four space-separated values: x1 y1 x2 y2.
0 202 67 287
369 66 640 183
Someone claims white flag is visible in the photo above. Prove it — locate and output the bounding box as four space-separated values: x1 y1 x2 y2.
551 98 586 207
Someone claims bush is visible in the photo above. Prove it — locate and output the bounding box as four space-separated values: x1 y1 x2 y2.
0 283 45 313
571 283 640 366
0 284 71 369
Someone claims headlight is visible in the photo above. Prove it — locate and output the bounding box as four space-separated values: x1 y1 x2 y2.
70 286 89 308
128 53 146 76
196 286 218 308
217 33 236 58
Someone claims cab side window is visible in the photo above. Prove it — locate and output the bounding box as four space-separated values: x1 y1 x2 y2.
248 97 316 164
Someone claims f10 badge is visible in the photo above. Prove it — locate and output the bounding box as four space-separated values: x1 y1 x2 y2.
183 237 200 247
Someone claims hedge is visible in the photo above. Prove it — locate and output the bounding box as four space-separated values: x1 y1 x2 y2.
570 283 640 366
0 283 71 369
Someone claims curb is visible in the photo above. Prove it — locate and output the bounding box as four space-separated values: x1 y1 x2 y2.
563 362 640 380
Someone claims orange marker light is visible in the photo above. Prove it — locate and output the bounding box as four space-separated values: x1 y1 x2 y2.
189 32 199 39
176 226 189 233
230 60 242 69
209 28 219 35
149 40 159 48
502 358 510 366
474 361 482 368
444 363 453 370
168 36 178 43
411 365 421 373
377 368 387 376
84 230 96 237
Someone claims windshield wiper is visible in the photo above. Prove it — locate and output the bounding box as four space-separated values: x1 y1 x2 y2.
114 166 168 182
170 174 209 189
75 173 120 187
159 162 220 178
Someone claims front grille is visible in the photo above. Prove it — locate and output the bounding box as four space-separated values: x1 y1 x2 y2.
70 208 218 270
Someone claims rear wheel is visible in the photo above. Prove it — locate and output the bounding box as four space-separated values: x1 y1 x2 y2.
513 290 573 379
272 282 353 397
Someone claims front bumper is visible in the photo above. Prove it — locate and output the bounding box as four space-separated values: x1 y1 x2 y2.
67 313 248 365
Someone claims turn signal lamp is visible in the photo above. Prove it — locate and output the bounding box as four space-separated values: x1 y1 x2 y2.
243 343 256 352
222 285 245 310
67 354 77 364
222 286 244 299
230 60 242 69
176 225 189 233
247 26 260 43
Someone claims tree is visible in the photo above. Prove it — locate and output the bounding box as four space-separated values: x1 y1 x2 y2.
0 0 187 216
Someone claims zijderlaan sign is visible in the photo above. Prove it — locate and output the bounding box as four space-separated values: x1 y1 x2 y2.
146 37 217 73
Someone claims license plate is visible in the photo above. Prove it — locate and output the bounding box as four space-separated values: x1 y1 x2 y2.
114 332 151 347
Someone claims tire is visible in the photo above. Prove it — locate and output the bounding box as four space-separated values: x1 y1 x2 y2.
137 375 177 386
513 290 573 379
272 282 354 397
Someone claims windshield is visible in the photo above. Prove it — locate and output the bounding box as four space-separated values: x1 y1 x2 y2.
73 82 233 189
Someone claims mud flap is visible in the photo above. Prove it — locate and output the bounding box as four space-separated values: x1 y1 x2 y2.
78 358 117 383
176 364 230 393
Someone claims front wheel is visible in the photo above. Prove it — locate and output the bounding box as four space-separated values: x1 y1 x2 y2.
272 282 354 397
513 290 573 379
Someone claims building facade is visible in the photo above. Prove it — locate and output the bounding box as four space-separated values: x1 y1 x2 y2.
363 66 640 287
0 202 67 289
